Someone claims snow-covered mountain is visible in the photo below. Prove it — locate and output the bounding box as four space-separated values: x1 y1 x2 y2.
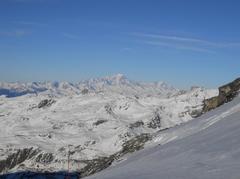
0 74 219 177
0 74 177 98
86 94 240 179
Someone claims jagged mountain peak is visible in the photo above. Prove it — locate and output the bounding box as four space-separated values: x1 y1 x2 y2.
85 73 129 85
105 73 128 85
108 73 126 80
0 74 178 97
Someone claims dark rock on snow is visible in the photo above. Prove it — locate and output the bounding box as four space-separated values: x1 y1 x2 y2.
203 78 240 112
147 113 161 129
38 99 55 108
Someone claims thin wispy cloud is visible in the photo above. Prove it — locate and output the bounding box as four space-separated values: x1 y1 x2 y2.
134 32 240 47
142 41 216 53
0 30 29 37
62 33 81 40
13 21 48 27
132 32 240 53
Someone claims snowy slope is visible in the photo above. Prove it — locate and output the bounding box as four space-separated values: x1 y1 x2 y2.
86 95 240 179
0 75 218 175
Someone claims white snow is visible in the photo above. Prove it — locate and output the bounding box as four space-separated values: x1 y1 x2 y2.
0 74 218 173
86 95 240 179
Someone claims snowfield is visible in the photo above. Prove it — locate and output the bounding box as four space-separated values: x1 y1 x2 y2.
0 74 218 175
86 95 240 179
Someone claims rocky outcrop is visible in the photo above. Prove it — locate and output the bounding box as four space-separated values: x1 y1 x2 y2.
189 109 202 118
0 148 58 175
0 148 39 173
203 78 240 112
104 104 118 118
104 104 113 114
81 89 89 95
35 153 54 164
119 133 152 155
79 156 115 178
38 99 55 108
147 113 161 129
129 121 144 129
79 133 152 178
93 119 108 126
0 134 152 178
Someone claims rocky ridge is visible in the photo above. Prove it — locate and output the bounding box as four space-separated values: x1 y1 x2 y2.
203 78 240 112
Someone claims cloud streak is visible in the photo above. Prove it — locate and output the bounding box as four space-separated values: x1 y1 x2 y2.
132 32 240 53
142 41 216 53
62 33 81 40
0 30 29 37
13 21 48 27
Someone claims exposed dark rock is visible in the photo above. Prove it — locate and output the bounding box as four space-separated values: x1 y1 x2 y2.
93 119 108 126
35 153 54 164
104 104 118 118
203 78 240 112
129 121 144 129
52 123 64 130
118 133 152 155
38 99 55 108
84 140 96 147
27 104 38 111
119 103 129 110
104 104 113 115
38 133 52 139
79 156 115 178
147 113 161 129
0 171 80 179
134 95 139 99
0 148 39 173
118 132 133 142
0 134 153 178
189 109 202 118
21 117 29 121
58 147 66 153
79 133 152 178
81 89 89 95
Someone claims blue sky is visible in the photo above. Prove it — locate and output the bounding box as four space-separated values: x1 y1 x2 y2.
0 0 240 88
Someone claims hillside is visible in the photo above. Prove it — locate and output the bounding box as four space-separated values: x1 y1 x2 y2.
0 74 217 177
86 95 240 179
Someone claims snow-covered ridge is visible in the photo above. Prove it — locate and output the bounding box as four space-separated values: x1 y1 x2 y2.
86 95 240 179
0 74 219 176
0 74 177 97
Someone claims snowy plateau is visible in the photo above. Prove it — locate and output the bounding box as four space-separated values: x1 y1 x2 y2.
0 74 225 178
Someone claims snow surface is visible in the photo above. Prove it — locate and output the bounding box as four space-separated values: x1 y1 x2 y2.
0 74 218 173
86 95 240 179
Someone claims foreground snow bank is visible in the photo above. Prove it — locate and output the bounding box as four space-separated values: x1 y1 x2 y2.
86 95 240 179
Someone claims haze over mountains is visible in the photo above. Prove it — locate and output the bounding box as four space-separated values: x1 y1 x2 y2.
0 74 177 98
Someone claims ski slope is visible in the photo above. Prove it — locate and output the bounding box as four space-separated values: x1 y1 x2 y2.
86 95 240 179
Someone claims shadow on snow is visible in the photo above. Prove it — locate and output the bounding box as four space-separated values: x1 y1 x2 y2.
0 171 80 179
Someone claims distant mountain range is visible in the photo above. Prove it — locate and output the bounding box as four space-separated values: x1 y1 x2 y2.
0 74 177 97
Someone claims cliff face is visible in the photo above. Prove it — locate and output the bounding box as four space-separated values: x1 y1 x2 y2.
203 78 240 112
